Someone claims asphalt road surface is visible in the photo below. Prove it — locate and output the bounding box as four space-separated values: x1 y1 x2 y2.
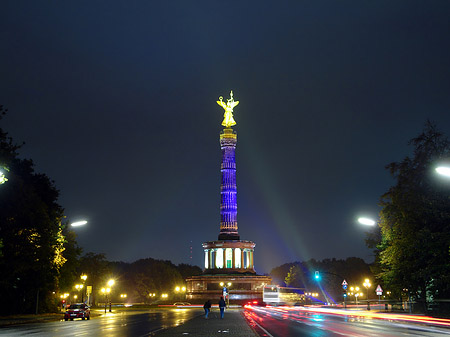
244 306 450 337
0 308 204 336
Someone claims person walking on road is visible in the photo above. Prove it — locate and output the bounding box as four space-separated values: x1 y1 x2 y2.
203 300 211 319
219 296 226 319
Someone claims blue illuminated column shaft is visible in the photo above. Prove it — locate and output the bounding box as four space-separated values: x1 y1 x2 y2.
218 128 239 240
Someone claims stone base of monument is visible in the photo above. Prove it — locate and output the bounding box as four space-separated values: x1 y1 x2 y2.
186 274 272 305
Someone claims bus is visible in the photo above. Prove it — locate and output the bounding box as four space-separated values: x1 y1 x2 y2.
263 285 308 306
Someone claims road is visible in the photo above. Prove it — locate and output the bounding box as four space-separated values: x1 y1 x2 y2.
0 308 204 336
244 305 450 336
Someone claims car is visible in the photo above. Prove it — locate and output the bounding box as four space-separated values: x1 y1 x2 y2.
245 300 265 307
64 303 91 321
173 302 191 306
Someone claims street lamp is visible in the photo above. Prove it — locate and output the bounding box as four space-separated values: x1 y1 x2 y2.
70 220 87 227
350 286 361 305
80 275 87 303
75 284 84 302
101 288 111 313
174 286 186 301
358 217 376 226
436 166 450 177
107 280 114 312
363 279 371 310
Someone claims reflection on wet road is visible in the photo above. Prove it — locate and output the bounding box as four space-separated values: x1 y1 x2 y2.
244 305 450 337
0 308 204 337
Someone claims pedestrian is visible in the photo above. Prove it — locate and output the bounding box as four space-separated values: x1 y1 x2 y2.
203 300 211 319
219 296 226 319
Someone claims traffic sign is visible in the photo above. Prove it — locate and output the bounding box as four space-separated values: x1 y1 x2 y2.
376 285 383 295
342 280 348 288
343 284 348 290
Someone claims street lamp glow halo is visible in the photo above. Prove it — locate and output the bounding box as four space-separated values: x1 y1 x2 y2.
71 220 87 227
358 217 376 226
436 166 450 177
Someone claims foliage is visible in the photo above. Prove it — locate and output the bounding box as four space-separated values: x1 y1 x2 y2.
109 258 186 303
271 257 373 302
373 121 450 306
177 263 202 280
58 224 83 292
78 252 110 305
0 106 67 314
270 262 296 286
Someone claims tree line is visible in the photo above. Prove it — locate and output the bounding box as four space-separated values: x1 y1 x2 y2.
270 257 372 302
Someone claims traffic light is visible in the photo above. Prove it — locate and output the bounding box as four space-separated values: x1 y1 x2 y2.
343 290 347 298
314 271 320 280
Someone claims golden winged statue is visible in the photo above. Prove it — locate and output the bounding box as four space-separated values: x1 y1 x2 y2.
217 90 239 127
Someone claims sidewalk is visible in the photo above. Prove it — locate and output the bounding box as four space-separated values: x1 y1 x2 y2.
155 308 258 336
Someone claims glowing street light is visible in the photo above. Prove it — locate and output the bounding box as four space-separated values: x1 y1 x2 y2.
71 220 87 227
101 287 111 313
106 280 115 312
80 274 87 303
358 217 376 226
436 166 450 178
363 279 371 310
75 284 84 301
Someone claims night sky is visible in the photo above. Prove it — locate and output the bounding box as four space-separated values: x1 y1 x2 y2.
2 1 450 274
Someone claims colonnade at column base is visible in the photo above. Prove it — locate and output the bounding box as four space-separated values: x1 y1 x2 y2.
202 240 257 273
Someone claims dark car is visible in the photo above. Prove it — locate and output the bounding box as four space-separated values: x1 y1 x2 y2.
64 303 90 321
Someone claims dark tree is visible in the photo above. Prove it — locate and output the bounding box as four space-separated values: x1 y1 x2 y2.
58 225 82 292
373 121 450 310
0 106 67 314
177 263 202 280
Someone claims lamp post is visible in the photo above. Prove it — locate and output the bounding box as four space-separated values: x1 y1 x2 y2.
107 280 115 312
174 286 186 301
226 282 232 306
148 293 156 304
101 288 111 314
350 286 361 305
80 275 87 303
363 279 371 310
75 284 84 302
